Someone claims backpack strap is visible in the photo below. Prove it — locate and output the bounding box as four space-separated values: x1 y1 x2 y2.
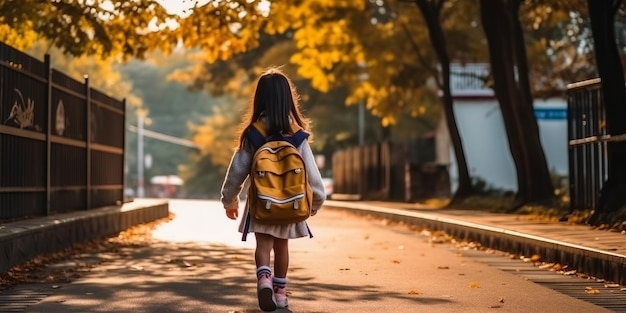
246 121 309 150
246 123 268 150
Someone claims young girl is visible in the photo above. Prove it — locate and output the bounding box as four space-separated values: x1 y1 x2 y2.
220 67 326 311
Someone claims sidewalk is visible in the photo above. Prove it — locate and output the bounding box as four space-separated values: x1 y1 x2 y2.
1 199 625 312
324 200 626 286
4 199 623 313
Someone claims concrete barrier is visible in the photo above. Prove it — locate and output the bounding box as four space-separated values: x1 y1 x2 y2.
0 199 169 273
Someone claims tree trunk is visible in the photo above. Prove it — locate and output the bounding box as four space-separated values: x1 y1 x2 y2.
479 0 555 207
587 0 626 226
508 0 555 202
414 0 474 201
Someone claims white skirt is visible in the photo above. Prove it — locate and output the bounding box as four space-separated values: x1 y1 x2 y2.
238 205 312 240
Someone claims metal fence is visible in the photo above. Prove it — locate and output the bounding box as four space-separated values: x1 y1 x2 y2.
0 42 125 221
566 78 626 212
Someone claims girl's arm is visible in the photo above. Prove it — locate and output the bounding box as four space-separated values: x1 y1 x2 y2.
220 148 252 210
300 141 326 211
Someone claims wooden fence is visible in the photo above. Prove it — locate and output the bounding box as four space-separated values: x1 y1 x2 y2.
0 42 125 221
331 141 450 201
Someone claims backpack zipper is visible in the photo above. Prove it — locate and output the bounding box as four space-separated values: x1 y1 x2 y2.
258 193 305 209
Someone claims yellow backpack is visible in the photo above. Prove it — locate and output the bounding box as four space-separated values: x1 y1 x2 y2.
245 121 312 226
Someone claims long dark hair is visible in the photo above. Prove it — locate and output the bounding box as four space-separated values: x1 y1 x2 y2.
237 67 310 148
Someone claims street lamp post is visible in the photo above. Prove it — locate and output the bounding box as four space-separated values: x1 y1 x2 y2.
358 101 365 146
358 62 368 146
137 111 146 198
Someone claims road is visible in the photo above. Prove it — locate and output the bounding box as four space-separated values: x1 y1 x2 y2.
19 199 609 313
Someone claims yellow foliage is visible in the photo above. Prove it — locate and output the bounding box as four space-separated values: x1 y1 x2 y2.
0 24 38 50
191 104 245 167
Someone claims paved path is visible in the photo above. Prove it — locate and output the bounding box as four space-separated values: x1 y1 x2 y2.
9 200 612 312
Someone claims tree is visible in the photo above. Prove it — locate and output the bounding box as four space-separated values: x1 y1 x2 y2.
520 1 596 98
116 1 467 199
479 0 555 207
0 0 178 59
586 0 626 226
172 34 398 192
4 0 573 205
119 51 216 189
409 0 475 202
0 0 270 61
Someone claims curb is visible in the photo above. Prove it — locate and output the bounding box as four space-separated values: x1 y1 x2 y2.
0 199 169 273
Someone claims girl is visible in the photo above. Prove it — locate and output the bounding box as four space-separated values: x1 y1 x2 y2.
220 67 326 311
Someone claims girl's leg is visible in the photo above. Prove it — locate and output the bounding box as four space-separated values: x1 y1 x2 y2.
254 233 277 311
255 233 274 267
273 238 289 308
273 238 289 277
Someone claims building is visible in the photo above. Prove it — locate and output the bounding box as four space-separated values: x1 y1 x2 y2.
437 63 568 192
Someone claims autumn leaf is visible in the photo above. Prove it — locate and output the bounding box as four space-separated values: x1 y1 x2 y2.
469 282 480 288
563 270 577 276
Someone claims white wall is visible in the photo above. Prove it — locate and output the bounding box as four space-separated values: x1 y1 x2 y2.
534 99 569 176
453 100 517 191
443 98 568 193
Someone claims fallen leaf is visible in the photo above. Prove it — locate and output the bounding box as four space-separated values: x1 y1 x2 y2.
604 283 620 288
469 282 480 288
499 297 505 303
538 263 554 269
392 260 401 264
530 254 541 262
408 289 421 295
437 266 449 270
585 287 600 294
563 270 577 276
0 214 177 291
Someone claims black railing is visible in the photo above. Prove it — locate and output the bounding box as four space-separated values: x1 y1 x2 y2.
0 42 125 221
566 78 614 212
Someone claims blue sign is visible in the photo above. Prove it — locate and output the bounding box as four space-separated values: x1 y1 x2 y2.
534 108 567 120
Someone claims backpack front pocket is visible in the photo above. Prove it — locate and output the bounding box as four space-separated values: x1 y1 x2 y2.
252 185 310 224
